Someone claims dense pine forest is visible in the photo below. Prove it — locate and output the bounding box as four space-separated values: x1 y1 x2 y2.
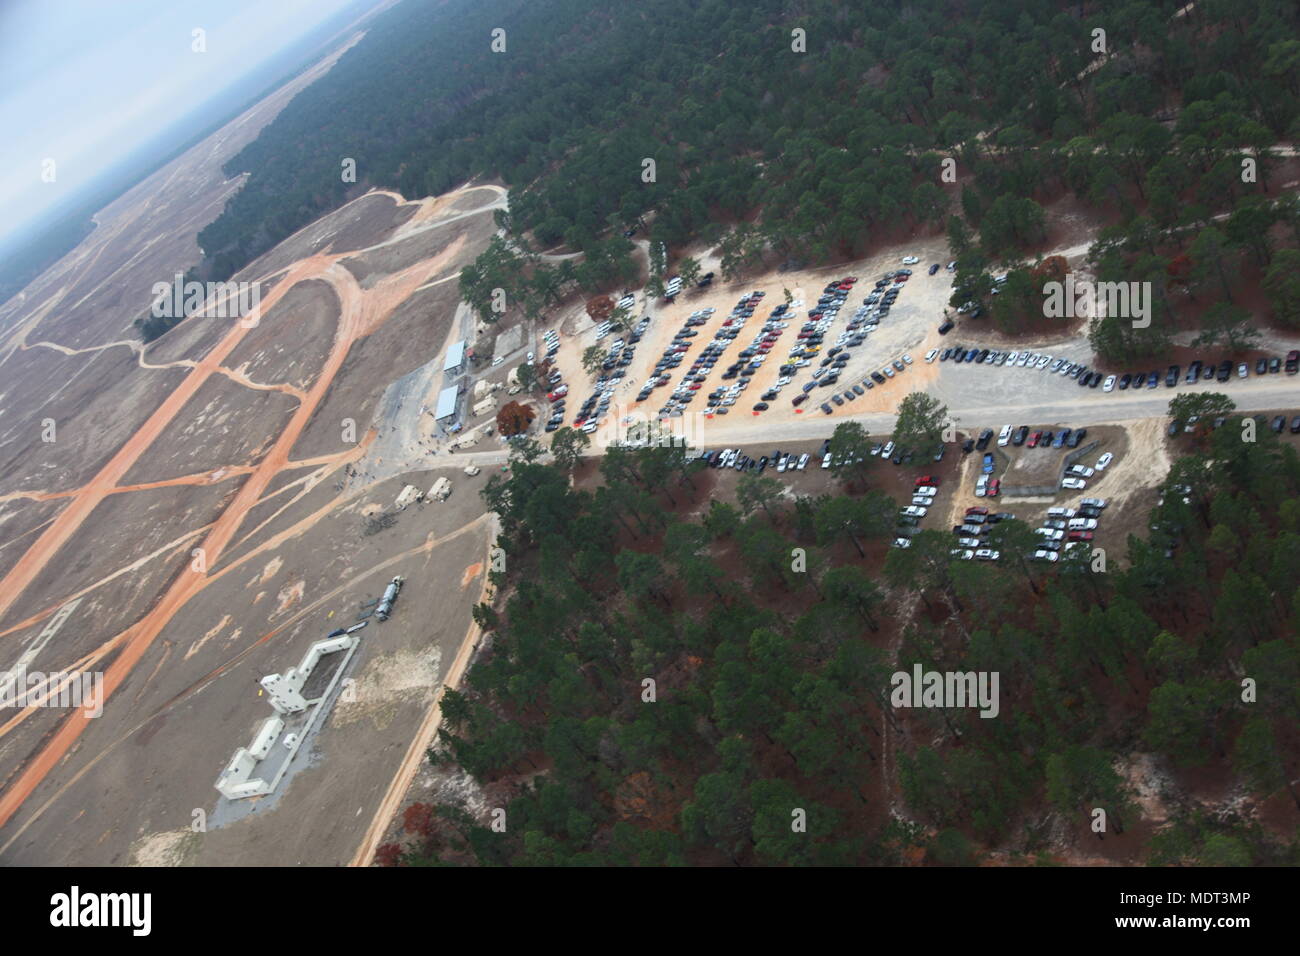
372 421 1300 866
192 0 1300 341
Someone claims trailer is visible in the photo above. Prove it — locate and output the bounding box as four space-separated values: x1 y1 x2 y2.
375 575 404 621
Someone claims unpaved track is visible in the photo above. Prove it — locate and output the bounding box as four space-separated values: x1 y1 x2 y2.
349 513 496 867
0 187 501 833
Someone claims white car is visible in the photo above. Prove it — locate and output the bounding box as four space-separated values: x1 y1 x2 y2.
974 477 988 498
884 366 896 378
822 453 833 469
1017 353 1032 367
1036 355 1051 369
1034 549 1060 562
952 549 975 561
997 425 1013 446
797 453 810 471
881 441 896 457
1068 518 1098 531
1069 465 1095 478
912 496 933 506
902 255 920 265
491 356 506 367
915 486 938 497
1006 351 1019 365
893 537 912 549
1103 375 1116 392
958 537 981 548
1061 477 1087 490
974 549 1000 561
902 353 914 365
1096 452 1114 470
1047 507 1076 518
925 348 939 363
1081 497 1108 509
1035 528 1064 540
902 505 928 518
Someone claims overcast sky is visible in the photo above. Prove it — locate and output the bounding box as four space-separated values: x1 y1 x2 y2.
0 0 373 245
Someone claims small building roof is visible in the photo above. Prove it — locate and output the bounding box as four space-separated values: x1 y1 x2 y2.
434 385 459 420
444 340 467 371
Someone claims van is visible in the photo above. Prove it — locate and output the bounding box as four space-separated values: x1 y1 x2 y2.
997 425 1013 446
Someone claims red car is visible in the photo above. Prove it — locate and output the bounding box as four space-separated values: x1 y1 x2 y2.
988 479 1001 497
1027 431 1042 448
965 506 989 516
1068 530 1094 542
914 475 938 486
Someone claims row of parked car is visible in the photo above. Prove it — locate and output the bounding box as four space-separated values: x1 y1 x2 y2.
570 315 653 433
1031 498 1109 561
648 291 774 419
892 475 944 548
636 305 720 411
949 504 1018 559
700 445 813 474
936 344 1300 392
541 328 567 432
1172 411 1300 436
784 272 925 416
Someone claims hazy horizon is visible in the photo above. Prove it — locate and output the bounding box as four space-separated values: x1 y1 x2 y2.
0 0 379 248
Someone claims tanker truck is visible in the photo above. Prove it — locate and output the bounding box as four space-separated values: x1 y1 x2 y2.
375 575 404 621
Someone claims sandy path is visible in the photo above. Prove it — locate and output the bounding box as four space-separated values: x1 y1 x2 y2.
350 512 498 866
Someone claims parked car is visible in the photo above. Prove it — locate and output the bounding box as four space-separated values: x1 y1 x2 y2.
1061 477 1087 490
1096 452 1114 470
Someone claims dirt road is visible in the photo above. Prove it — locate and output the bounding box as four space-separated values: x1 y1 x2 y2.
0 187 503 833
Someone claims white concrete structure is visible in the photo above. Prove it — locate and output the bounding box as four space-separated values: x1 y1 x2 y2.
216 633 360 801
